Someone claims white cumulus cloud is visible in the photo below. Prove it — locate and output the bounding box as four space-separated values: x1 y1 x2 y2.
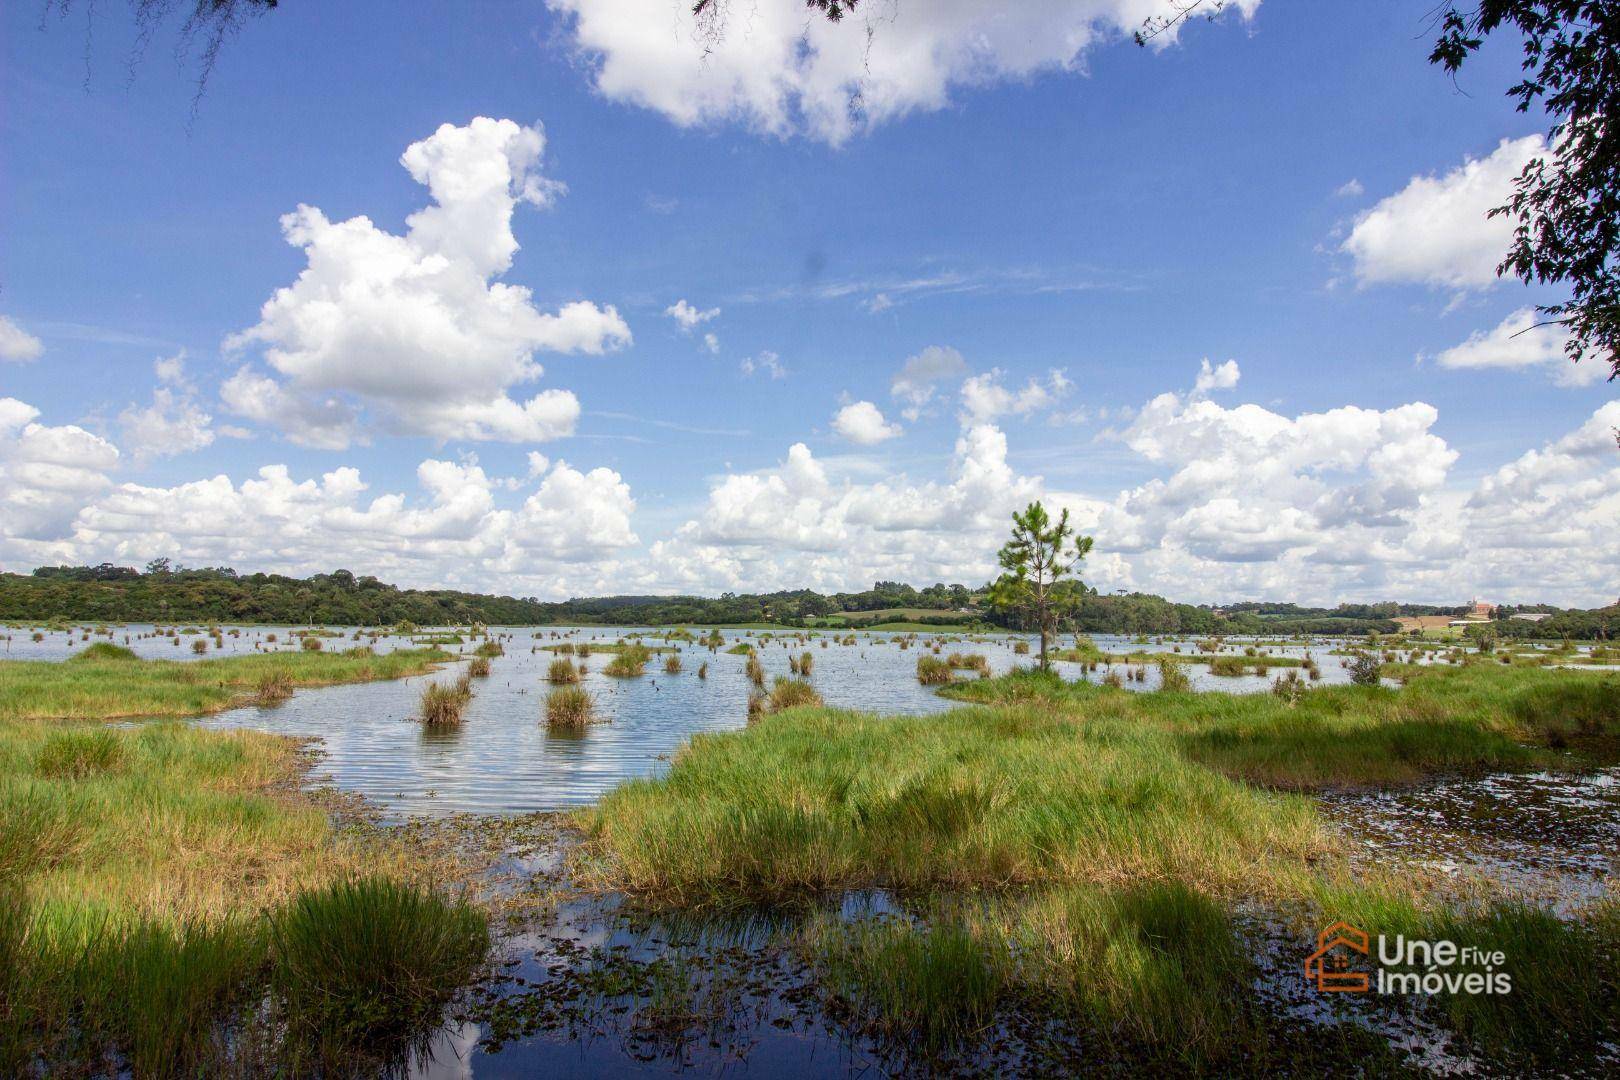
1341 135 1543 291
1430 307 1600 387
224 117 630 448
831 400 903 445
547 0 1260 145
0 316 44 362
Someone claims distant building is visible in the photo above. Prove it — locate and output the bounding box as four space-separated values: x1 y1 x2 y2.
1510 612 1553 623
1462 599 1495 621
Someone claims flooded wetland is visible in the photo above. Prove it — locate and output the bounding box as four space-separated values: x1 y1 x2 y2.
4 623 1618 1077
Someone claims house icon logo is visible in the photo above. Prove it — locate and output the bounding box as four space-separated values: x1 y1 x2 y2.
1305 921 1371 992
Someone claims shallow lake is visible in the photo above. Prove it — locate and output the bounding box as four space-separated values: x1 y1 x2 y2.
5 623 1377 816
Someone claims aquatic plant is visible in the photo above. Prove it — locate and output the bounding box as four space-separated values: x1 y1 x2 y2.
664 654 683 675
69 642 139 663
1155 657 1192 693
916 655 953 685
419 676 472 725
271 877 488 1070
604 645 651 678
254 671 294 705
467 656 491 678
34 728 127 780
547 658 580 683
1347 652 1383 686
545 685 596 729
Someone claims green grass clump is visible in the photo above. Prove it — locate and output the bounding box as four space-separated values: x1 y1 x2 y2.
766 676 822 713
664 653 683 675
945 653 990 676
473 641 504 658
254 671 293 705
466 656 491 678
1207 655 1248 676
1156 656 1192 693
805 881 1272 1065
807 914 1005 1052
271 877 488 1071
577 700 1327 906
945 663 1611 789
915 655 953 685
545 685 596 729
68 642 139 663
34 728 126 780
604 645 652 678
745 654 765 687
547 657 580 683
419 675 472 726
0 647 452 721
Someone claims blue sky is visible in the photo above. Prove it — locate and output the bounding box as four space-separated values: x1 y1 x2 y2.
2 1 1615 605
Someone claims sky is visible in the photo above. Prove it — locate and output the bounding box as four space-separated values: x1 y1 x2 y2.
2 0 1616 606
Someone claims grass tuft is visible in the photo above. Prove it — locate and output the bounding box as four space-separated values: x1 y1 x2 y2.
545 685 596 729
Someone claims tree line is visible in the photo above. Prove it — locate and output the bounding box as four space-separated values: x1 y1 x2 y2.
3 561 1610 637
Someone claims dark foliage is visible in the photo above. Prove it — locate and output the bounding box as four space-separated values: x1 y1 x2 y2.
1432 1 1620 381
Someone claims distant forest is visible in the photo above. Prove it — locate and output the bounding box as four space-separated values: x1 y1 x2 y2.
0 562 1612 638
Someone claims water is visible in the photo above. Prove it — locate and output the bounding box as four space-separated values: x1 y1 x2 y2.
5 623 1374 817
1321 766 1620 914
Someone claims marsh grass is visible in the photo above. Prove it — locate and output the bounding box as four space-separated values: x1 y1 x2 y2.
419 675 473 725
605 644 652 678
467 656 491 678
253 671 294 706
766 676 821 712
581 665 1620 911
0 647 452 721
0 702 483 1075
944 652 990 677
576 699 1329 906
546 685 596 729
1155 657 1192 693
916 655 953 685
547 657 580 683
745 654 765 687
271 877 488 1071
70 642 138 663
34 728 126 780
945 664 1616 789
806 881 1263 1062
664 653 683 675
